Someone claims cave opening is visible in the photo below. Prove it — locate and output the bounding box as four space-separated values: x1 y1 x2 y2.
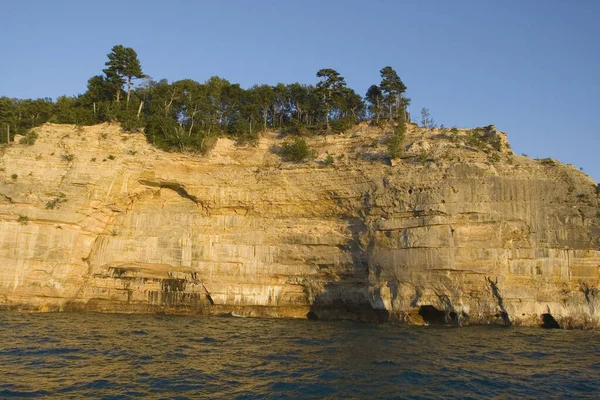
306 311 319 320
541 313 560 329
418 305 446 325
448 311 459 325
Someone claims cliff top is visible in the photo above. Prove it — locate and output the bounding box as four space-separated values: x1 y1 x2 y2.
3 122 596 189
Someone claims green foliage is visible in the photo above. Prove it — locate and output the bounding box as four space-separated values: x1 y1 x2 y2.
61 153 74 162
118 109 144 132
465 128 502 152
330 116 356 133
323 153 335 166
387 121 406 159
417 150 431 165
3 48 414 156
45 193 67 209
282 120 311 136
380 66 408 121
233 130 259 147
282 137 313 162
19 131 38 145
11 174 18 180
18 215 29 225
103 45 145 105
107 155 115 160
365 85 384 123
487 153 501 163
538 158 555 166
449 127 461 143
420 107 435 129
316 68 347 131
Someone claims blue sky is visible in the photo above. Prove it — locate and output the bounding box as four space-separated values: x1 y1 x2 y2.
1 0 598 182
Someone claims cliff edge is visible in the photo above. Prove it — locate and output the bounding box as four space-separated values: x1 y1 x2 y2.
1 122 599 328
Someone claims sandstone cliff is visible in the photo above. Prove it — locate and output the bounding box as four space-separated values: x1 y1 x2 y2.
1 123 599 328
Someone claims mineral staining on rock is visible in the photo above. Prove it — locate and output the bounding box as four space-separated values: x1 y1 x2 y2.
1 123 599 328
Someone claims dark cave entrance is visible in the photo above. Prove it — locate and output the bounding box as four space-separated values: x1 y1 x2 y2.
418 305 447 325
541 313 560 329
306 311 319 320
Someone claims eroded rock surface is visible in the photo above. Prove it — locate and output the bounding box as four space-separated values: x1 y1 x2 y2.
1 123 599 328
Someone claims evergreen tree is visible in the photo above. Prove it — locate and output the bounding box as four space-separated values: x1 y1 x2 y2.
365 85 384 124
380 66 407 120
102 45 145 107
316 68 346 131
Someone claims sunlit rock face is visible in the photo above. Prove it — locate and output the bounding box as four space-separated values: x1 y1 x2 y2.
1 123 599 328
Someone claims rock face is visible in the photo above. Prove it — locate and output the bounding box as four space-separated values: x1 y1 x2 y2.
1 123 599 328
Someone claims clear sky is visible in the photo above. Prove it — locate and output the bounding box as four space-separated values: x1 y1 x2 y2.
1 0 598 182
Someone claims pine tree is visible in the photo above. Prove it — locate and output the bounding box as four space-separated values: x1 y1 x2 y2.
380 66 407 120
316 68 346 131
365 85 384 124
102 45 145 107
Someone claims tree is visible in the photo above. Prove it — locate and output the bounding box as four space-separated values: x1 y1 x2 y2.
102 45 145 107
316 68 346 131
420 107 435 129
380 66 407 120
248 84 274 130
0 97 17 143
282 137 313 162
365 85 384 124
388 116 407 159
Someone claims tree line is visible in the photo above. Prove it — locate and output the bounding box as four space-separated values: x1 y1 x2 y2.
0 45 410 152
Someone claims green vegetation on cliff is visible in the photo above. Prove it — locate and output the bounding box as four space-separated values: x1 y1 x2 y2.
0 45 410 155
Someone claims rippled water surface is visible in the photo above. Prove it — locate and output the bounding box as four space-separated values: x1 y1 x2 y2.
0 313 598 399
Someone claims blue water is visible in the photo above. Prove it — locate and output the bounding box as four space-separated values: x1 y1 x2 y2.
0 313 598 399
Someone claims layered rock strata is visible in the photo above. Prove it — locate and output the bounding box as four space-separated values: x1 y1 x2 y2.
1 123 598 328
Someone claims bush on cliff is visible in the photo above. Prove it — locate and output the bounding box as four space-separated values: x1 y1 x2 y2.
19 131 38 145
387 121 406 158
282 138 314 162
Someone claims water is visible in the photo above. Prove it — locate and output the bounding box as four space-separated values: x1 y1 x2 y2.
0 313 598 399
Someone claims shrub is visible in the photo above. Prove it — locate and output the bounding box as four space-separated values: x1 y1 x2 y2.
61 153 74 162
487 153 500 163
538 158 555 166
282 138 313 162
387 122 406 158
18 215 29 225
417 150 431 165
323 153 334 166
234 131 259 147
330 116 356 133
118 111 145 132
282 120 313 137
107 155 116 160
45 193 67 209
11 174 17 180
465 128 502 152
19 131 38 145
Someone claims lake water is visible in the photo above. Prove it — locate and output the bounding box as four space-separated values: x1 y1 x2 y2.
0 313 598 399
